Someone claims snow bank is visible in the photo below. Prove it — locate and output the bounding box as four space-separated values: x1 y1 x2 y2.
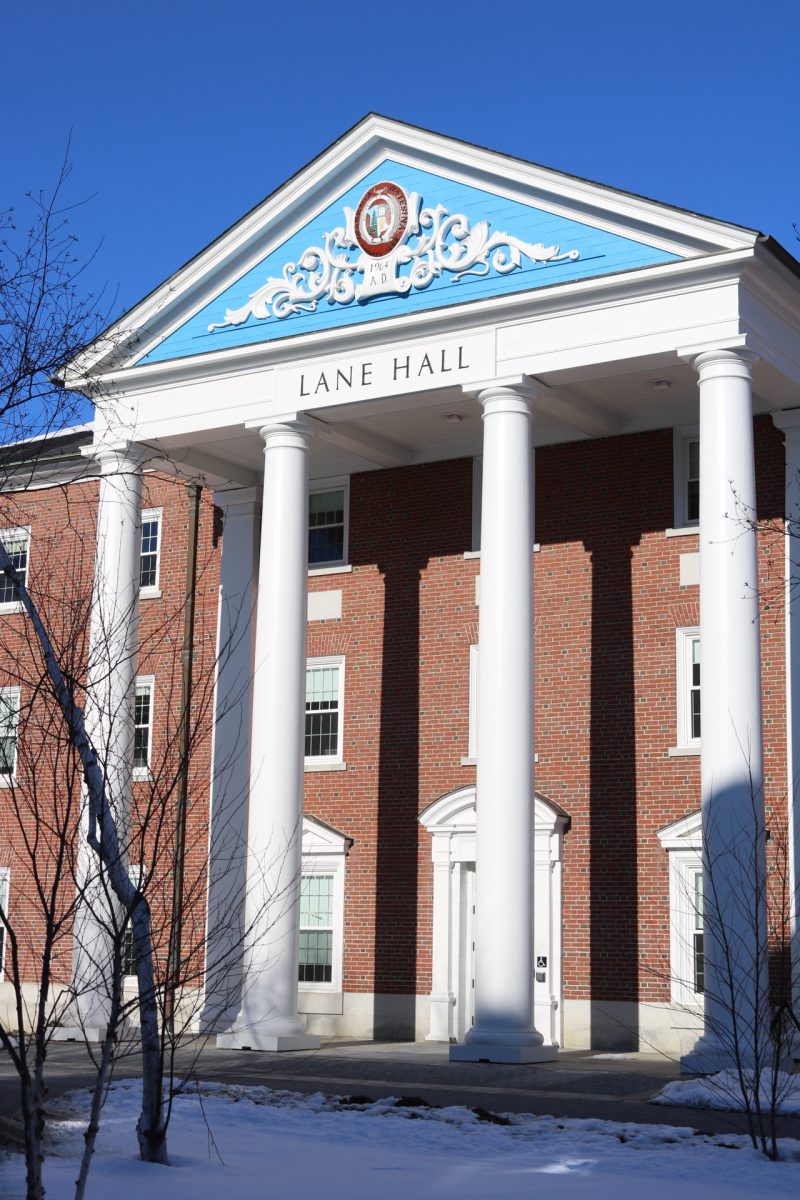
653 1069 800 1115
1 1080 799 1199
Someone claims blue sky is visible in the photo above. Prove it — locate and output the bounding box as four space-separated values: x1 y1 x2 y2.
5 0 799 324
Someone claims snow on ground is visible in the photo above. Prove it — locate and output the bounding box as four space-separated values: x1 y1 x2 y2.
2 1081 800 1199
654 1069 800 1115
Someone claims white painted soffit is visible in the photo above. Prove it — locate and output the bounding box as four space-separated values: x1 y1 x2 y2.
65 114 763 384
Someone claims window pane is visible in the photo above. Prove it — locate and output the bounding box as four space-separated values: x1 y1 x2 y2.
0 535 28 604
300 875 333 927
308 490 344 564
140 518 159 589
0 693 18 774
134 684 151 768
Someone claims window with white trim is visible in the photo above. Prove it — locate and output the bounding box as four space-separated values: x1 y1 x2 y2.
139 509 162 594
0 687 20 783
673 431 699 529
308 482 348 568
122 864 145 979
299 873 335 984
133 677 154 779
0 528 30 611
0 869 9 978
675 628 700 751
305 657 344 765
299 816 350 997
657 812 705 1005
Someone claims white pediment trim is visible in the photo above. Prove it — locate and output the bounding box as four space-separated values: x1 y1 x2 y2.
419 785 569 837
67 114 760 385
656 809 702 851
301 814 353 857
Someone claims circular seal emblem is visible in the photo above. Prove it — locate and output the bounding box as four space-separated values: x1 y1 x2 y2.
355 182 409 258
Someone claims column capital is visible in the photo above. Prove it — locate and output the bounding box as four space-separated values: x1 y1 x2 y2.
462 375 542 415
212 485 262 518
256 415 314 451
82 438 150 475
686 346 759 382
772 408 800 438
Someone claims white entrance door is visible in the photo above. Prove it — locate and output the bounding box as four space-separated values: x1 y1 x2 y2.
420 787 567 1047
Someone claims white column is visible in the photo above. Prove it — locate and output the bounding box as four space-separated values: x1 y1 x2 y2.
451 377 556 1064
426 837 455 1041
57 441 143 1039
218 420 319 1051
200 487 260 1032
770 410 800 1035
682 348 768 1073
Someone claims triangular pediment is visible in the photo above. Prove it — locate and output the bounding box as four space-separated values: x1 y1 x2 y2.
73 116 760 379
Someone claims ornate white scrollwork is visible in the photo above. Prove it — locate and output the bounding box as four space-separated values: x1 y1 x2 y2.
208 188 580 331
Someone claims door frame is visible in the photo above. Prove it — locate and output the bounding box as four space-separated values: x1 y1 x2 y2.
420 785 569 1045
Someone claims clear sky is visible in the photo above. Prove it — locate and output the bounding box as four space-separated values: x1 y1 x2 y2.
5 0 799 326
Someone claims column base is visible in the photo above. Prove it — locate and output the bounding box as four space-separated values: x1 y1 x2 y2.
50 1025 105 1044
216 1028 320 1052
682 1035 792 1075
450 1040 558 1064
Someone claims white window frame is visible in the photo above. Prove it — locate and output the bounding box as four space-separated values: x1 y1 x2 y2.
671 429 699 532
0 686 21 786
133 675 155 781
671 628 700 756
304 656 345 771
308 478 349 572
0 868 9 979
139 507 162 598
0 527 31 615
657 812 704 1006
299 816 350 998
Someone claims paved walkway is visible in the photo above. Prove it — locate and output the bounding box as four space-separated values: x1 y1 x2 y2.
2 1038 799 1143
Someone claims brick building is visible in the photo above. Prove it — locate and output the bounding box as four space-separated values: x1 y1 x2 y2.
3 116 800 1067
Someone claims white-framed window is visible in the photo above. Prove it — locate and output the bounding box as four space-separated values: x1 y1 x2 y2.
0 868 9 979
467 643 478 762
0 687 20 784
299 873 335 985
673 430 699 530
305 657 344 767
0 527 30 613
308 480 349 569
122 864 145 980
673 628 701 753
133 676 154 780
139 508 162 595
657 812 705 1005
299 816 350 996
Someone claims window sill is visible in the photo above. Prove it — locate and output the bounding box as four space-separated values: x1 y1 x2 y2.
668 745 701 757
132 767 153 782
0 602 24 616
139 588 162 600
308 564 352 577
665 526 699 539
0 775 17 789
304 760 347 772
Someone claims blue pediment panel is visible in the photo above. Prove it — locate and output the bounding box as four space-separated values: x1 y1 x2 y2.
139 159 680 365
